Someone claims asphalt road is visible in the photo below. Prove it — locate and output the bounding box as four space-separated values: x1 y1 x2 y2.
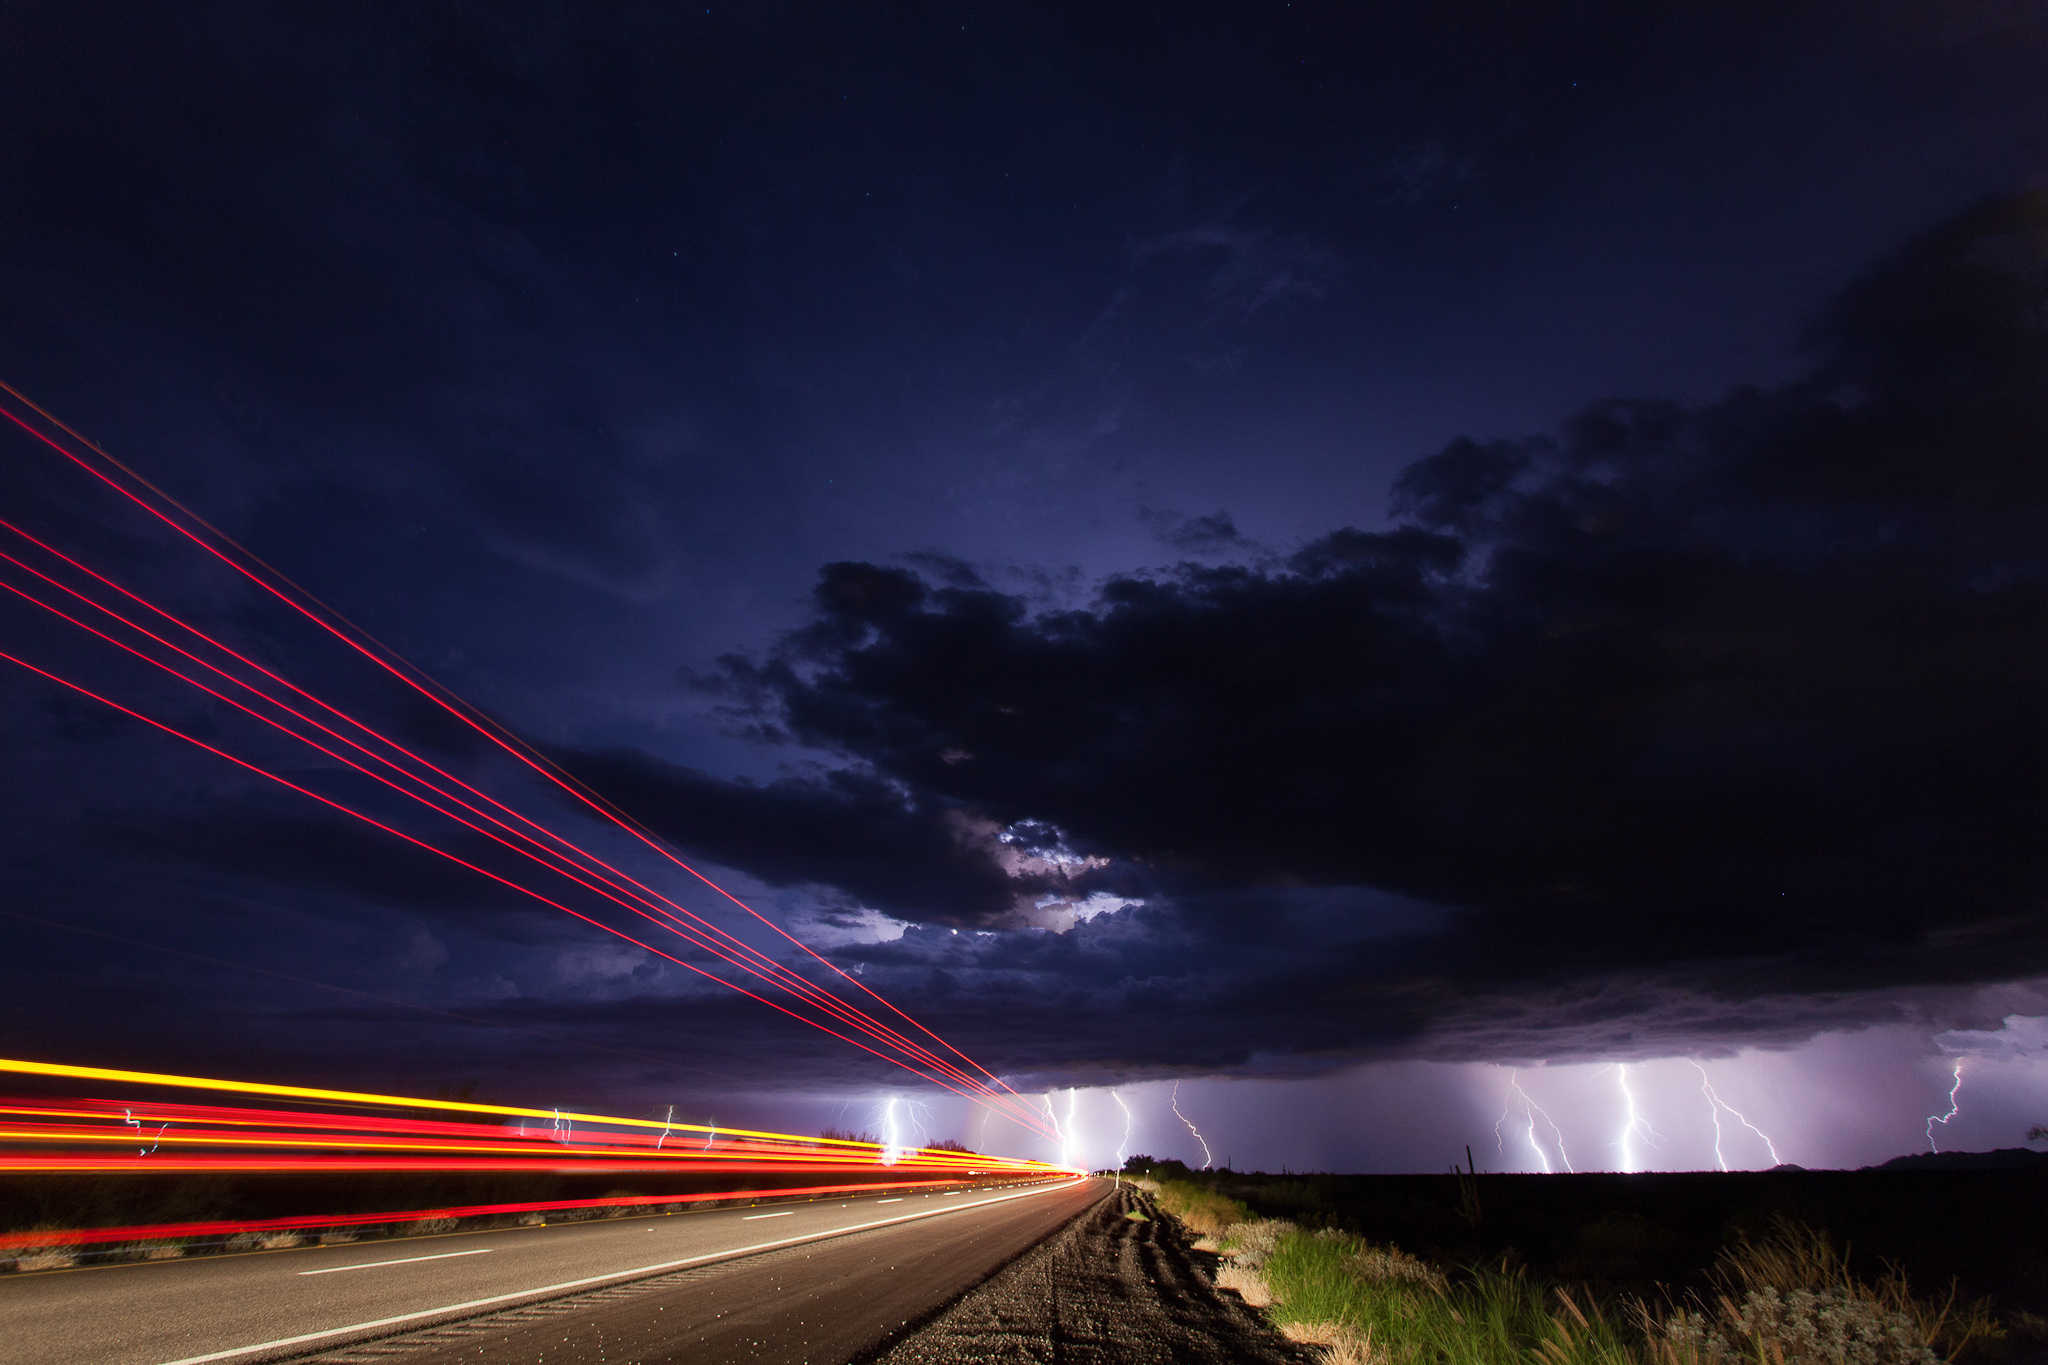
0 1177 1105 1365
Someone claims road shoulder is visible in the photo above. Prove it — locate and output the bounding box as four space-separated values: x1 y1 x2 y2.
864 1182 1314 1365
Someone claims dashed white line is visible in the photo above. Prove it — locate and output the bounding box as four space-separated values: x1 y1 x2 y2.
874 1197 903 1203
299 1249 493 1276
740 1211 794 1220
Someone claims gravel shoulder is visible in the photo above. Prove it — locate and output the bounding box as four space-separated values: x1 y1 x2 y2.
864 1181 1313 1365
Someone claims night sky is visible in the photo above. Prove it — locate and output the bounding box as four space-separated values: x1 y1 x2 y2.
4 1 2048 1173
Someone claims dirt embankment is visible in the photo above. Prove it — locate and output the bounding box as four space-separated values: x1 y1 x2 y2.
864 1181 1310 1365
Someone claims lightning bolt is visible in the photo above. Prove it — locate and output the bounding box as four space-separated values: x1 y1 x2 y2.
1610 1064 1659 1172
123 1107 169 1156
1171 1080 1213 1169
1493 1069 1572 1173
1111 1089 1132 1167
551 1108 571 1145
1926 1059 1964 1153
703 1115 717 1152
655 1105 674 1150
878 1096 902 1166
1690 1061 1781 1170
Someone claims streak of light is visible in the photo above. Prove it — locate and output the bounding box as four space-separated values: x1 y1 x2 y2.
1926 1060 1964 1153
0 640 1046 1125
1689 1060 1781 1170
1170 1080 1213 1170
0 389 1036 1131
0 1178 1028 1252
1111 1090 1132 1168
1610 1064 1659 1173
0 538 1046 1135
1493 1069 1570 1173
0 1058 1060 1167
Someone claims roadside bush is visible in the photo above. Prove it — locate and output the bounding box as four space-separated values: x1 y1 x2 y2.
1645 1219 2000 1365
115 1238 186 1261
226 1230 302 1251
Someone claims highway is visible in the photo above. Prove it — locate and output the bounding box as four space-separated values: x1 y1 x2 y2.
0 1177 1106 1365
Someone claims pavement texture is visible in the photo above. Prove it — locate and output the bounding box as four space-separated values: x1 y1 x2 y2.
0 1180 1088 1365
282 1178 1104 1365
865 1182 1314 1365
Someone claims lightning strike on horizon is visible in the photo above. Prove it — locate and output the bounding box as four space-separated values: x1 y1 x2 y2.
906 1098 935 1150
877 1096 903 1166
1926 1060 1964 1153
1610 1064 1659 1172
1493 1070 1551 1173
551 1108 571 1146
704 1116 717 1152
1689 1061 1781 1170
1171 1080 1213 1169
1111 1089 1132 1167
1065 1088 1083 1170
655 1105 674 1150
1039 1093 1068 1168
1492 1069 1572 1173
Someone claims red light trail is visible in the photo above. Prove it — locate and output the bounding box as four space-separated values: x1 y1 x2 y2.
0 1057 1075 1181
0 1058 1075 1254
0 1181 1007 1253
0 384 1054 1141
0 383 1021 1099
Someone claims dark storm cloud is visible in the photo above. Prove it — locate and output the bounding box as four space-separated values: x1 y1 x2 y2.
663 191 2048 1062
548 749 1029 921
6 0 2048 1117
1142 510 1251 554
90 804 522 915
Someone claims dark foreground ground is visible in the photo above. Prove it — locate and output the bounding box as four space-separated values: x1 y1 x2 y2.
869 1181 1308 1365
1141 1162 2048 1318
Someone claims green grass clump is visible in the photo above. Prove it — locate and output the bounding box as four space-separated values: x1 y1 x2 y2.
1262 1229 1636 1365
1151 1178 1252 1235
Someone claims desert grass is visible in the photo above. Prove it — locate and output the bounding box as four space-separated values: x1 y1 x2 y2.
6 1227 77 1273
1260 1227 1641 1365
1220 1218 1294 1269
1148 1178 1251 1235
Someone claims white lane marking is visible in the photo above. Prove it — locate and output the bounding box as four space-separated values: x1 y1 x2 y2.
740 1211 793 1220
874 1197 903 1203
156 1179 1088 1365
299 1249 493 1276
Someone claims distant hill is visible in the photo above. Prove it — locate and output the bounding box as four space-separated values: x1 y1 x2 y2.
1864 1147 2048 1171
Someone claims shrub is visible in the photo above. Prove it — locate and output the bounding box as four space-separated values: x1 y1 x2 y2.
116 1239 186 1261
1653 1288 1938 1365
1644 1219 2001 1365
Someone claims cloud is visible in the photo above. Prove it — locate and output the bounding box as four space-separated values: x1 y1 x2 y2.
663 189 2048 1070
546 746 1062 923
1140 509 1250 554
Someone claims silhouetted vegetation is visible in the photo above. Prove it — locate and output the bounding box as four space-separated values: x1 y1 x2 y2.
1123 1157 2046 1364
